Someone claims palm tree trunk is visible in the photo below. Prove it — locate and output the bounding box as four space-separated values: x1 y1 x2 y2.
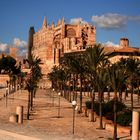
69 91 71 102
137 86 140 104
119 91 122 102
91 89 95 122
124 89 128 100
79 75 83 113
131 86 134 110
33 88 37 98
113 91 117 140
107 87 110 101
99 92 103 129
30 91 33 111
27 92 31 120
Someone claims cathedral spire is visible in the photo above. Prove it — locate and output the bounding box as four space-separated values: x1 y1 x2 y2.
42 16 47 29
61 17 64 25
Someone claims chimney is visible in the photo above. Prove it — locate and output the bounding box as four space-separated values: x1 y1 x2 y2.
120 38 129 48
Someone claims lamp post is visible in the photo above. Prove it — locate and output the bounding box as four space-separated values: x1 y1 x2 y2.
13 85 14 92
12 85 15 102
5 87 8 108
21 83 22 93
72 100 77 134
52 88 55 106
58 92 61 118
107 85 110 101
18 84 20 93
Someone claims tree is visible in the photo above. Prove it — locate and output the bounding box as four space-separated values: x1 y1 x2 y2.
85 44 110 124
96 67 109 129
125 58 140 110
108 64 128 140
25 56 42 119
0 55 21 74
63 54 87 112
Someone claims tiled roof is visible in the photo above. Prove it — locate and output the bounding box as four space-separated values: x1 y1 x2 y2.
103 45 139 53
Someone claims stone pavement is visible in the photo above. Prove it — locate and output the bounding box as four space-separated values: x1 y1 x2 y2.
0 88 134 140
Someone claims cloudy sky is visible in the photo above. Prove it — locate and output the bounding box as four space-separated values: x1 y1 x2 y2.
0 0 140 56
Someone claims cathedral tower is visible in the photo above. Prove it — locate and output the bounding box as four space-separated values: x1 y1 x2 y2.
28 26 35 62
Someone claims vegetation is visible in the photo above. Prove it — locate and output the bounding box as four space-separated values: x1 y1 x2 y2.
47 43 140 139
25 55 42 119
0 55 21 74
85 99 132 126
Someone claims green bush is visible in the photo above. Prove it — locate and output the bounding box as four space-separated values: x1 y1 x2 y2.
117 109 132 126
105 99 126 113
104 99 126 121
85 99 131 126
85 100 91 109
105 112 114 121
92 101 106 116
93 101 99 115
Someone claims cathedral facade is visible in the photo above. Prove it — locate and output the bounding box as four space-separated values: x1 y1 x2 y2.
30 17 96 75
29 17 140 79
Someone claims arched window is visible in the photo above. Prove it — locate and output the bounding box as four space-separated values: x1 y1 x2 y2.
66 28 76 38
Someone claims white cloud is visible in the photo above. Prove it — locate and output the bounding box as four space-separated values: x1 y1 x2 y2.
91 13 140 29
0 38 27 57
0 43 8 52
12 38 27 57
102 41 119 47
13 38 27 48
18 49 27 57
128 15 140 21
69 18 88 25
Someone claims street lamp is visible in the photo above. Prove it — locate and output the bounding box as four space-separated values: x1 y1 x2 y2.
13 86 14 92
72 100 77 134
58 92 61 118
18 84 20 93
20 83 22 93
52 88 55 106
13 86 14 100
107 86 110 101
5 87 8 108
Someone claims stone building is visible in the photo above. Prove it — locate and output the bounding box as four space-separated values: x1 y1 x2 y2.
31 17 96 76
103 38 140 63
30 17 140 79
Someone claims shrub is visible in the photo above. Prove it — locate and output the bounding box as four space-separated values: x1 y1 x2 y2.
105 112 114 121
85 99 131 126
117 109 132 126
104 99 126 120
85 100 91 109
105 99 126 114
93 101 99 115
93 101 106 116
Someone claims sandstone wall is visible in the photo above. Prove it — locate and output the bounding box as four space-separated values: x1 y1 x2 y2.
0 74 10 87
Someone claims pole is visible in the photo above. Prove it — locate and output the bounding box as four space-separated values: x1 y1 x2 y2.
52 89 54 106
73 106 75 134
58 95 60 118
5 88 8 108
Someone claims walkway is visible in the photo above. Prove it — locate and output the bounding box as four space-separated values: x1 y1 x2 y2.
0 88 132 140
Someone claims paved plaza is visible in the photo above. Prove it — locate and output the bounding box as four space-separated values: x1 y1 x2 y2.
0 87 138 140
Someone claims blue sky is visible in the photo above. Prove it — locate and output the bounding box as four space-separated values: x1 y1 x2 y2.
0 0 140 56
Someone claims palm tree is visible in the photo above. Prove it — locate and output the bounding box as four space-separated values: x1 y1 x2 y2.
125 58 140 110
62 53 87 112
96 67 109 129
25 56 42 119
85 44 110 122
47 66 58 89
30 57 42 108
108 64 128 140
115 58 128 102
